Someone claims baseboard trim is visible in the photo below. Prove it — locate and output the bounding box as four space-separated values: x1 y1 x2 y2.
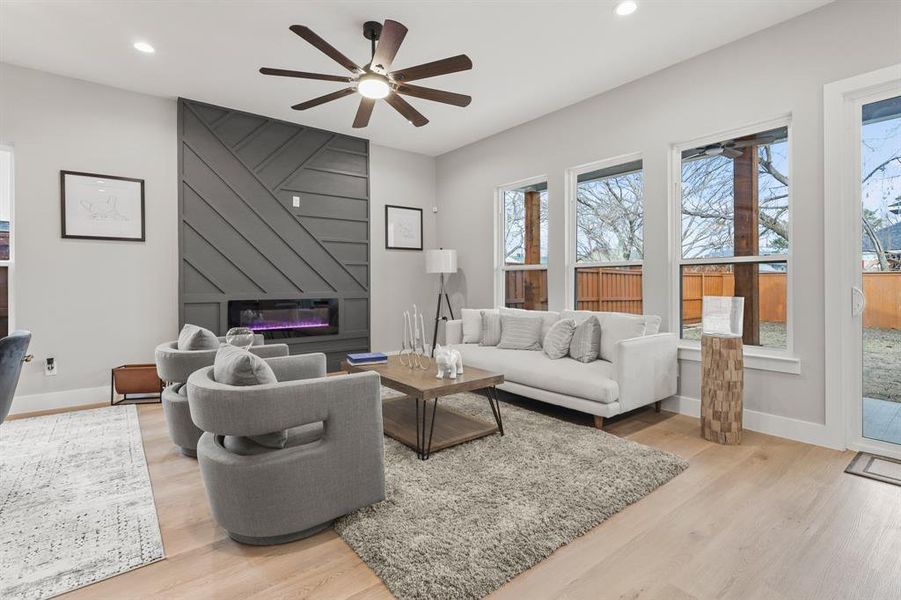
662 395 839 450
10 385 111 417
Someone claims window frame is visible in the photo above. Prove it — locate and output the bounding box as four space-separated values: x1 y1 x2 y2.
494 174 549 308
565 152 644 309
669 116 798 369
0 144 14 334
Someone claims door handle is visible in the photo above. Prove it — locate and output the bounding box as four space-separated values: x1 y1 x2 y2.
851 286 866 317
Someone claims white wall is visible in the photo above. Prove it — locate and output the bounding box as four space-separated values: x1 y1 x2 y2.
369 144 439 352
0 63 179 413
434 0 901 441
0 64 438 414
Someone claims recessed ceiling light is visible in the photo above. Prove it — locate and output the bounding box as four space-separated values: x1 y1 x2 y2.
615 1 638 16
133 41 155 54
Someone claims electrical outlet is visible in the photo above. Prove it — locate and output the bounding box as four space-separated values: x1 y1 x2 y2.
292 195 300 208
45 357 58 377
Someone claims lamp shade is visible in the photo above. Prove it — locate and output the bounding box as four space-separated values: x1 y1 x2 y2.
425 249 457 274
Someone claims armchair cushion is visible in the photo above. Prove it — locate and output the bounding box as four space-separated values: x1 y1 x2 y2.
214 345 278 387
213 345 285 448
178 324 220 351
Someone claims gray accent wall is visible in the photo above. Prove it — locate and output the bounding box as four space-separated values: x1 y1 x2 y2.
178 98 369 370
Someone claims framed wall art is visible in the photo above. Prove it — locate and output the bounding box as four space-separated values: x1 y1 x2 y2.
385 204 423 250
61 170 145 241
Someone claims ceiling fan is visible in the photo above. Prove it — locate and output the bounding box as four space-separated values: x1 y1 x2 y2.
683 132 783 160
259 20 472 128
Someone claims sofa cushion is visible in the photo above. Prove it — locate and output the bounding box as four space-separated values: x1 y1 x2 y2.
499 308 560 343
480 311 502 346
452 344 619 404
497 315 543 350
543 319 576 360
599 313 647 362
569 316 601 363
177 323 220 351
461 308 486 343
560 310 659 334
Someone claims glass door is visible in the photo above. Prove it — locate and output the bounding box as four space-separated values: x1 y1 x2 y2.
859 94 901 446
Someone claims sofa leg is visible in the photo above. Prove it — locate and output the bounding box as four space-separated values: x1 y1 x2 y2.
655 401 662 413
593 415 604 429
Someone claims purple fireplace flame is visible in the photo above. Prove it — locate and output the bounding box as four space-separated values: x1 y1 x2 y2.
228 299 338 339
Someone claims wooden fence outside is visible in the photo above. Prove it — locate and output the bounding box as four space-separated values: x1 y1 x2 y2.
506 268 900 329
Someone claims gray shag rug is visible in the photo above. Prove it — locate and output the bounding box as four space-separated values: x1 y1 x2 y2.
0 406 164 599
336 391 688 600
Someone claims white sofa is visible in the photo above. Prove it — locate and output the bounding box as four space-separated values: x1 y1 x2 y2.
445 308 678 427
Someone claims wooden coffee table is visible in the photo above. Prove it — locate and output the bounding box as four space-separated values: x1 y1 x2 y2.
343 355 505 460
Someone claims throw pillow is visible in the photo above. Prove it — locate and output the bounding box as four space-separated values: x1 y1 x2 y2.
599 314 647 362
497 315 543 351
498 307 560 345
569 316 601 363
177 323 220 351
461 308 484 344
543 319 576 360
213 345 285 449
480 311 502 346
213 344 278 387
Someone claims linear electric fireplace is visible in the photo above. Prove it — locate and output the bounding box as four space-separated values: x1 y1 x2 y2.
228 299 339 340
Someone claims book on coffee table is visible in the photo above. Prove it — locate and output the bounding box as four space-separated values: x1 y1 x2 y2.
346 352 388 365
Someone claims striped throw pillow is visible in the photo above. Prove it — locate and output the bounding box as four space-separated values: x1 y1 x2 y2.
569 316 601 363
543 319 576 359
497 315 543 351
480 311 502 346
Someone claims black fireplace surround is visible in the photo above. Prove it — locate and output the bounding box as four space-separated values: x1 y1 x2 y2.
228 299 339 340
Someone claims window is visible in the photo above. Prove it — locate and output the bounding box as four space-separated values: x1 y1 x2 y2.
678 124 790 349
0 147 11 337
498 179 547 309
571 158 644 313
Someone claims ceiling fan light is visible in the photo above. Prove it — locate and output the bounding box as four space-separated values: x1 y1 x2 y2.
357 75 390 99
614 1 638 16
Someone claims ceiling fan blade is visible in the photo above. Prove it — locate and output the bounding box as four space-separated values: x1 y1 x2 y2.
259 67 352 83
353 98 376 128
370 19 407 73
394 83 471 107
291 87 356 111
384 93 429 127
723 147 744 159
390 54 472 82
289 25 362 74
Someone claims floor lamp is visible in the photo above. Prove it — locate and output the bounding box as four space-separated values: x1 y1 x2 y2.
426 249 457 356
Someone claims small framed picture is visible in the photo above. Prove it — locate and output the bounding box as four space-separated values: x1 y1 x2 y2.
61 170 145 241
385 205 423 250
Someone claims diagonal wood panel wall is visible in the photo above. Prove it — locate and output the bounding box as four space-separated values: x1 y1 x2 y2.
178 99 370 369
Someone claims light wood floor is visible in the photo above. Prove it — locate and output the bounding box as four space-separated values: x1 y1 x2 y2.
61 401 901 600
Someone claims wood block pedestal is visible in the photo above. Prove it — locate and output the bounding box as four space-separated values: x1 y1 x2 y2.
700 335 743 445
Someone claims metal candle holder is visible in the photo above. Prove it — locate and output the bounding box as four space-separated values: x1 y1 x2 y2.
401 305 431 370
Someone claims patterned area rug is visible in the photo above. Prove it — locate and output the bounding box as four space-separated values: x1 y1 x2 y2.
0 406 163 599
337 391 688 600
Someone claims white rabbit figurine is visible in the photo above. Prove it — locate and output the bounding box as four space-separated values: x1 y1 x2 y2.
434 344 463 379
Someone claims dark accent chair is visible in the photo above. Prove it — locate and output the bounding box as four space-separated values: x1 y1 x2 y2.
0 330 33 425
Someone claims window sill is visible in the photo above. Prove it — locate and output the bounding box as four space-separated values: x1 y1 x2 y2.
677 341 801 375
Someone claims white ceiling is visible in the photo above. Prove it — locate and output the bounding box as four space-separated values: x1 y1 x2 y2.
0 0 832 156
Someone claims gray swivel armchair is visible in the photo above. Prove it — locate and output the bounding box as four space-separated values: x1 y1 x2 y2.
154 335 288 457
186 353 385 545
0 330 32 425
